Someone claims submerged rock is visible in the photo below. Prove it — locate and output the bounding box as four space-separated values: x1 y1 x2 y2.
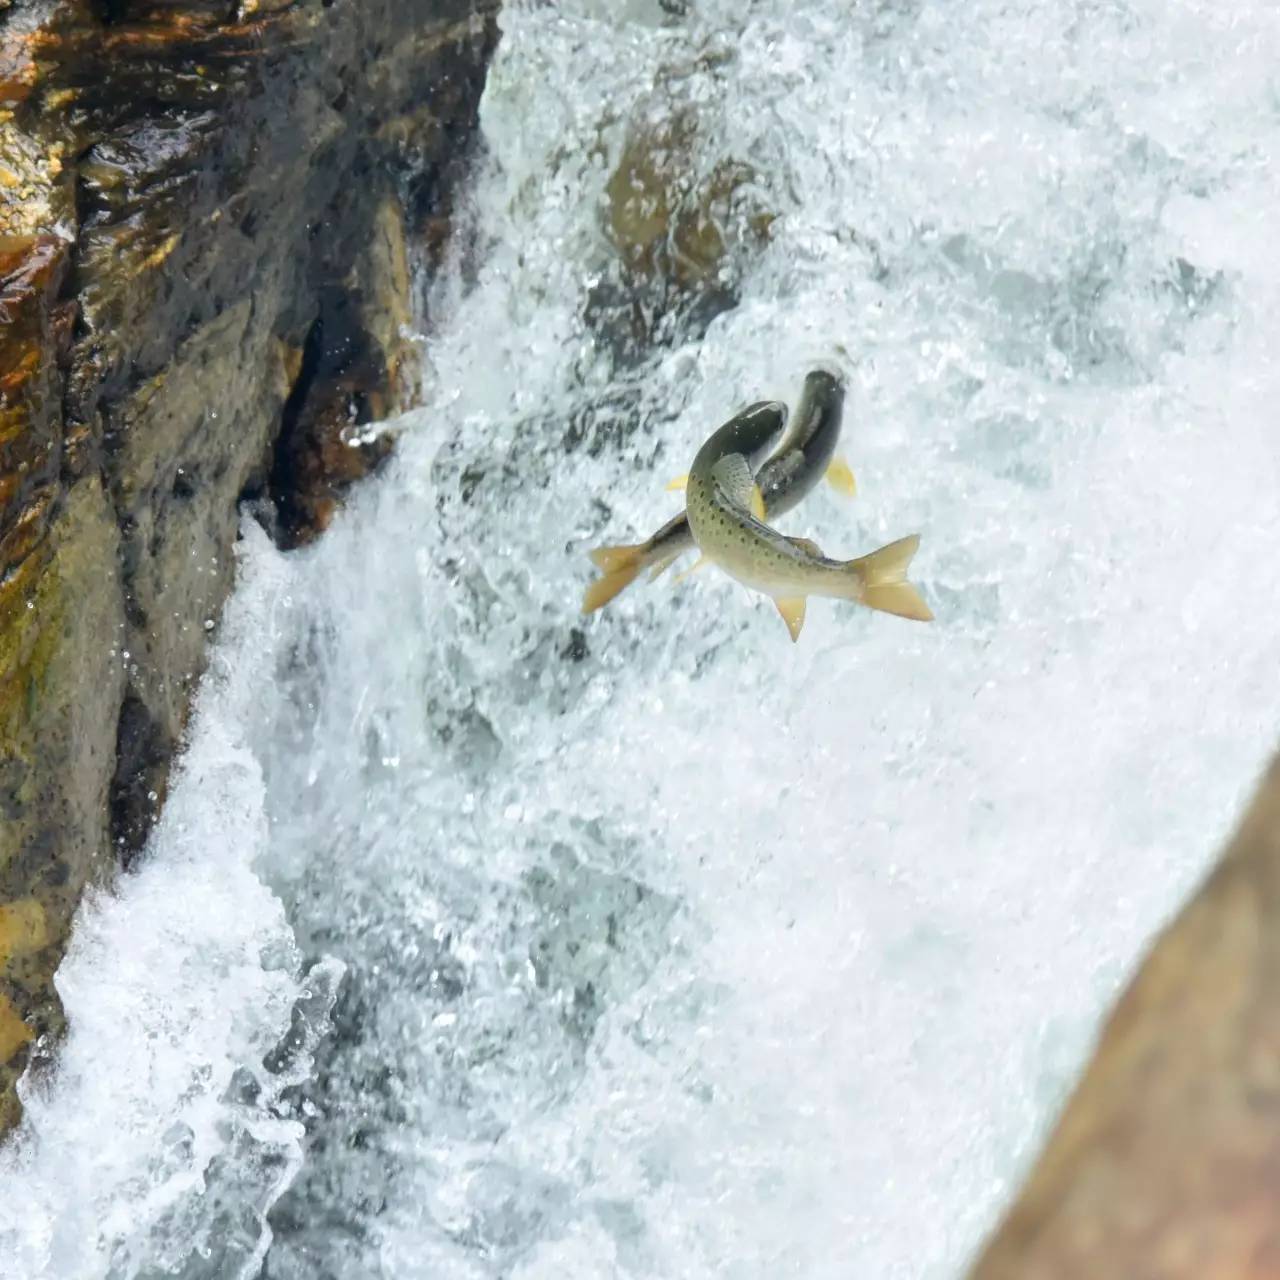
587 54 775 367
969 754 1280 1279
0 0 499 1131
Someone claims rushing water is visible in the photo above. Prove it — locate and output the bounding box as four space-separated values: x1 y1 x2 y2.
4 1 1280 1276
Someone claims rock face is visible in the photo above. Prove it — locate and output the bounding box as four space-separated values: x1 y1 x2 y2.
0 0 498 1132
969 754 1280 1279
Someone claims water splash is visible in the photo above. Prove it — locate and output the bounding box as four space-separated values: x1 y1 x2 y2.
0 539 342 1279
4 1 1280 1276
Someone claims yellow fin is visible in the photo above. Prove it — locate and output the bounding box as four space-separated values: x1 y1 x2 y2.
665 474 690 492
647 550 683 582
774 596 807 642
787 536 823 558
589 544 642 574
674 555 709 583
849 534 933 621
751 484 765 521
583 543 646 613
825 456 857 497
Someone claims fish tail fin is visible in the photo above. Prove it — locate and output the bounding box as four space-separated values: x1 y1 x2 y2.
848 534 933 621
582 543 647 613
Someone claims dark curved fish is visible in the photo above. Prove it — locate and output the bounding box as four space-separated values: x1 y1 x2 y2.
684 383 930 643
582 369 852 613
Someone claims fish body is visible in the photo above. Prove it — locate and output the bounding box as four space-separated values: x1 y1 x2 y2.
582 399 786 611
758 367 848 517
685 424 829 595
684 411 931 640
582 370 848 611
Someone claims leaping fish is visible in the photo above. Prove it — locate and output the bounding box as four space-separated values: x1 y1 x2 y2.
684 407 932 643
582 369 855 612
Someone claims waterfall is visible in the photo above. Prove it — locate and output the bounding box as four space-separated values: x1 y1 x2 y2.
3 1 1280 1276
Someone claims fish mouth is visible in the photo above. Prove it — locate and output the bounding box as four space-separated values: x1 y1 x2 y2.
805 364 846 384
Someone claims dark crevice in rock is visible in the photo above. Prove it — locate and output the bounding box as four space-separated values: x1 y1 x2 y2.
88 0 131 24
109 692 175 866
268 309 329 525
267 287 396 550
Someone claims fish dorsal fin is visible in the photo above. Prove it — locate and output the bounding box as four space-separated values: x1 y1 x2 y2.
787 536 823 558
773 596 807 642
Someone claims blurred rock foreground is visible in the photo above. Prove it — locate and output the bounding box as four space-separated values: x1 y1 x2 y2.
969 753 1280 1279
0 0 497 1130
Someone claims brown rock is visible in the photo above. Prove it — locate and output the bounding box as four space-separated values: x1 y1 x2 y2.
587 61 776 367
969 754 1280 1280
268 195 415 547
0 0 500 1131
0 477 126 1109
604 108 759 293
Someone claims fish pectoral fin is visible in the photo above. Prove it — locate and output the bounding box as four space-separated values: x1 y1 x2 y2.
711 455 768 522
648 550 683 581
665 473 690 492
709 453 759 512
773 596 807 642
787 536 823 558
825 456 857 497
674 555 710 583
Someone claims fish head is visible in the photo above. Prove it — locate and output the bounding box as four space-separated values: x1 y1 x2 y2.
717 399 788 470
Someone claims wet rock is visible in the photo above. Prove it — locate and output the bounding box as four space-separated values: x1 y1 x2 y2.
588 68 775 366
0 478 125 1132
267 196 416 547
969 754 1280 1280
0 0 499 1131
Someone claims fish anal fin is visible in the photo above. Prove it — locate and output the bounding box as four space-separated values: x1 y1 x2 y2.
826 456 857 497
787 536 823 558
750 484 766 521
773 596 807 642
665 474 690 492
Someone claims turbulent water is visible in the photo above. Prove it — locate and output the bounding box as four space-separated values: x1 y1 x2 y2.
4 1 1280 1276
